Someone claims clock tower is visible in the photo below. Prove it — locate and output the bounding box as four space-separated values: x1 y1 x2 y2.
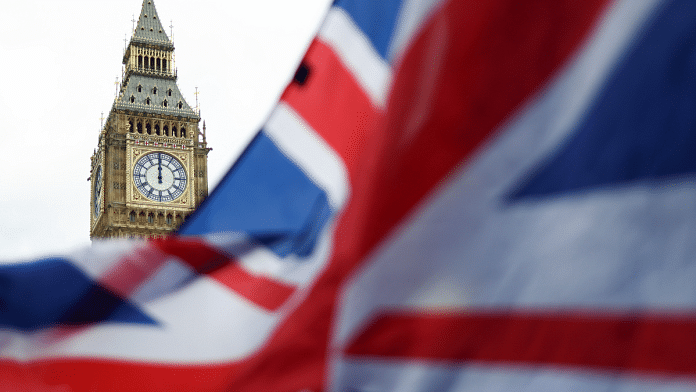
90 0 210 239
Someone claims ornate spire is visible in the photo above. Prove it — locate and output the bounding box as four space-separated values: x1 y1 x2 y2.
132 0 172 47
117 0 197 119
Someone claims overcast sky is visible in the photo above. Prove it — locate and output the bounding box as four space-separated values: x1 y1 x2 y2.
0 0 332 261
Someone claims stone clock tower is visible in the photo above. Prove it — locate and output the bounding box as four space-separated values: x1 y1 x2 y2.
90 0 210 239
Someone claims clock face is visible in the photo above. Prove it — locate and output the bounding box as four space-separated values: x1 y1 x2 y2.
93 166 103 218
133 152 187 202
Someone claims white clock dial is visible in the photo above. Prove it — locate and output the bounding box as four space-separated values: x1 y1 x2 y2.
133 152 187 202
93 166 103 218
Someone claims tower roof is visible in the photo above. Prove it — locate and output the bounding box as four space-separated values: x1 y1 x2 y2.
114 75 198 119
132 0 172 47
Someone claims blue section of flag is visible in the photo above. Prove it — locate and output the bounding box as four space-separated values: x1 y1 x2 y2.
180 131 332 258
510 0 696 201
0 258 156 332
333 0 403 61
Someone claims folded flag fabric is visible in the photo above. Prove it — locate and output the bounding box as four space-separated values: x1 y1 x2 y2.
3 0 696 391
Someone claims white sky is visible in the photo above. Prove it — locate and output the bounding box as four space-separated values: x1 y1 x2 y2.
0 0 332 261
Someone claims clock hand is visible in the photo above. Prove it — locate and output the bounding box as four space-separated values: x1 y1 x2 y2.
158 154 163 184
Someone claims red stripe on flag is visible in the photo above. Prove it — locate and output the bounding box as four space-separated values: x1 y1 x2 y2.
153 238 295 311
151 237 228 273
281 40 381 173
0 359 240 392
345 311 696 376
209 263 296 312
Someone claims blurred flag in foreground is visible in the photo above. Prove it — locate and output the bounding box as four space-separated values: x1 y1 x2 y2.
3 0 696 390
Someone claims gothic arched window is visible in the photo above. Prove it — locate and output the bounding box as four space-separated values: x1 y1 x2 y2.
148 213 154 224
163 125 169 136
180 127 186 138
153 87 157 95
146 123 152 134
129 211 136 222
137 122 143 134
178 101 183 109
162 59 167 72
172 126 177 137
138 55 143 69
128 120 134 132
155 124 160 135
166 214 173 225
144 56 149 69
130 95 135 103
163 99 168 108
137 85 142 93
145 97 151 105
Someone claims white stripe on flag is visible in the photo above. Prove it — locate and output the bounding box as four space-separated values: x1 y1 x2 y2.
265 102 350 211
388 0 448 63
334 360 696 392
319 7 392 108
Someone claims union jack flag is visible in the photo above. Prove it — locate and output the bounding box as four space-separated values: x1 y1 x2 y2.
3 0 696 391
